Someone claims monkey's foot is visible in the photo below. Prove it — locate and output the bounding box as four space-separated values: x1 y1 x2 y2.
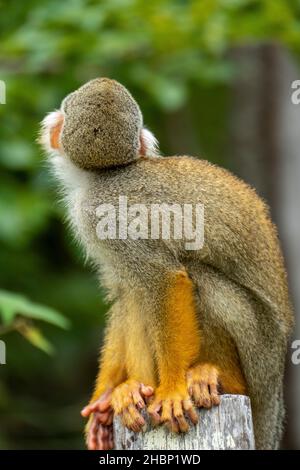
86 416 114 450
111 379 154 432
81 389 114 450
187 363 221 409
147 386 198 433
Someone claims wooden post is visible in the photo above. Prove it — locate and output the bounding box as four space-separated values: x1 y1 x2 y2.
114 394 255 450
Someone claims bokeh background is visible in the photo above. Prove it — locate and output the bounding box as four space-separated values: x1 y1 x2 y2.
1 0 300 449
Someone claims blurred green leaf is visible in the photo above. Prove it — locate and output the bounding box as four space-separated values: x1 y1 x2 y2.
0 289 70 329
18 324 55 355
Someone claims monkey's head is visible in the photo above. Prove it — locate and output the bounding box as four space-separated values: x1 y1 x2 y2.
40 78 158 169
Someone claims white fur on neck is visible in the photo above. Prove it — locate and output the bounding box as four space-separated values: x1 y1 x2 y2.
46 150 93 257
49 152 89 192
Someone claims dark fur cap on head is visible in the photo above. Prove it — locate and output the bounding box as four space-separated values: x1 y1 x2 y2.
61 78 143 169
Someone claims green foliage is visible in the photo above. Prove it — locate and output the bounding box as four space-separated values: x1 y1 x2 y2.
0 289 70 354
0 289 69 328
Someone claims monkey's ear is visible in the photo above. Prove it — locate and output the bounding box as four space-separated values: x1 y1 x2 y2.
139 128 159 157
39 110 64 153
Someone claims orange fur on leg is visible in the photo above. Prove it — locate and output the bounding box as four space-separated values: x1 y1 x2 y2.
148 270 200 432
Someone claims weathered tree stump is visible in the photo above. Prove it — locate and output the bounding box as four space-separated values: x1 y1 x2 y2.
114 395 255 450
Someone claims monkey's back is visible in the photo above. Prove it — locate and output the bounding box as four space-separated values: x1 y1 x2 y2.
82 155 292 330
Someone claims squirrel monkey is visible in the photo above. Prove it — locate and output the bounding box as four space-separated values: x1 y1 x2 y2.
40 78 293 450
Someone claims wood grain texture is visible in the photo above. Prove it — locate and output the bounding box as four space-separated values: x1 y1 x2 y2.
114 394 255 450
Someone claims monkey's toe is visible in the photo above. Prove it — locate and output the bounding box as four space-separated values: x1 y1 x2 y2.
148 388 198 433
81 388 112 419
111 379 153 432
83 389 114 450
86 412 114 450
187 364 221 408
96 422 114 450
121 404 146 432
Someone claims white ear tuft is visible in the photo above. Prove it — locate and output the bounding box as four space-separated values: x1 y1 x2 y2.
38 110 63 153
140 128 159 157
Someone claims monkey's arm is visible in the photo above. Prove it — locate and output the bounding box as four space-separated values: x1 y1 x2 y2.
83 300 154 449
81 302 126 450
109 290 156 433
146 269 199 432
90 303 126 403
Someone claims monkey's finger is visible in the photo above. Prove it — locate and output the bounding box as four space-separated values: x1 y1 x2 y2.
191 383 201 405
87 416 99 450
98 425 111 450
98 410 112 425
121 408 137 431
127 404 145 430
97 426 104 450
161 400 172 424
100 426 111 451
121 408 144 432
148 401 162 425
106 412 114 426
183 399 198 425
100 425 110 439
140 384 154 397
143 391 155 406
131 389 145 409
81 398 111 417
108 430 114 449
209 382 220 406
165 416 180 433
81 404 95 417
82 403 104 417
173 401 189 433
199 383 212 408
88 414 99 438
88 436 97 451
100 424 114 450
81 389 112 417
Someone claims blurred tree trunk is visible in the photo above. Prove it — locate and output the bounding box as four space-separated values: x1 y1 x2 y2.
230 44 300 449
229 44 279 212
164 106 200 157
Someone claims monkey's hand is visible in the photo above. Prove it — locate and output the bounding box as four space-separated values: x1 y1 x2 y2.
81 389 114 450
111 379 154 432
187 364 221 408
147 385 198 433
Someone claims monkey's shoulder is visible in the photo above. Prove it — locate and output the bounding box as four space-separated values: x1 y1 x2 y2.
137 155 262 197
86 155 270 216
